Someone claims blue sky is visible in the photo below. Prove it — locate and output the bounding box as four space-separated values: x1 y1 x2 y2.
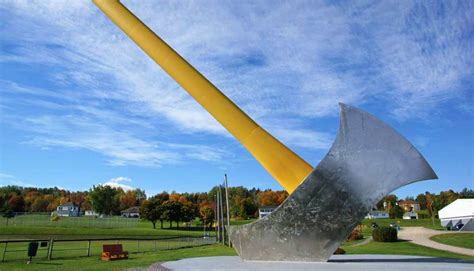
0 1 472 198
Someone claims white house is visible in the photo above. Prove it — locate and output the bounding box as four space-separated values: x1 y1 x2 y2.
398 200 420 212
55 202 80 217
121 206 140 218
84 210 98 216
438 199 474 231
403 211 418 220
258 206 277 219
365 210 389 219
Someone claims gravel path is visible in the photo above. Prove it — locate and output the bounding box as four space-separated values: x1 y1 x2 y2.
398 227 474 256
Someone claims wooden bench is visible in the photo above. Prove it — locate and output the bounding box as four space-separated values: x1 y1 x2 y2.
101 244 128 261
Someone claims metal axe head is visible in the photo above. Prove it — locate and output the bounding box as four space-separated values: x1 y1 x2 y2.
229 103 437 262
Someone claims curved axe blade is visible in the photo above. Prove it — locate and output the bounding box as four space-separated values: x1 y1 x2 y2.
229 103 437 262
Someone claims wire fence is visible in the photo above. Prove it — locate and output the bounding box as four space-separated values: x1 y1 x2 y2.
0 213 139 228
0 236 216 262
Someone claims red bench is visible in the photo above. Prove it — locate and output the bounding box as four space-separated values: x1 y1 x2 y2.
101 244 128 261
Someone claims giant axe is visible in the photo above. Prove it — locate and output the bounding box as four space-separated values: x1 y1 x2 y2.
93 0 437 261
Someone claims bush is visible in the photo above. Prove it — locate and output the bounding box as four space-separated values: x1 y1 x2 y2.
347 229 364 241
372 226 397 242
333 247 346 254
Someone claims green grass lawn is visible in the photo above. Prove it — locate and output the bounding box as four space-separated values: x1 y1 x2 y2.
1 238 472 271
359 218 444 230
0 225 210 240
430 233 474 250
1 215 466 270
0 244 236 271
229 219 256 226
341 240 474 261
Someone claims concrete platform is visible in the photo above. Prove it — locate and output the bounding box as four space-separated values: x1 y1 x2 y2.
157 255 474 271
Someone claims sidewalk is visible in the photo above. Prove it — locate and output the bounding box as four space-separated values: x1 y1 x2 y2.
398 226 474 256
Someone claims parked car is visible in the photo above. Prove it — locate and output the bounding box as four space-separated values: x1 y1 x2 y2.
389 222 400 231
453 223 464 231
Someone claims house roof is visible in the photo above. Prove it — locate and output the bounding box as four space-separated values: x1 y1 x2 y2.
259 205 278 209
399 200 418 205
59 202 76 207
369 210 388 214
121 206 140 213
439 199 474 220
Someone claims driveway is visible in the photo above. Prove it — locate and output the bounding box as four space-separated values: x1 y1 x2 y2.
398 226 474 256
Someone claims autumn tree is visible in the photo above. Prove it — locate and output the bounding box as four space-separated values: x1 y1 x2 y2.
8 195 25 212
31 197 49 212
416 193 427 210
140 198 163 229
199 204 215 228
389 205 404 219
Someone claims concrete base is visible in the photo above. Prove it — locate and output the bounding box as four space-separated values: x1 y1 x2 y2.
158 255 474 271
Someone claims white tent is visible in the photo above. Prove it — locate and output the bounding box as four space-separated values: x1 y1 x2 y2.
438 199 474 231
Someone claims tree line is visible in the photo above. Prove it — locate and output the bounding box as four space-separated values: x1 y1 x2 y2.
1 184 472 227
375 188 474 219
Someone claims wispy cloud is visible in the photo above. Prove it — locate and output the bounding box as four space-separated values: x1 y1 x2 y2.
101 176 134 191
0 173 35 187
0 1 472 169
19 113 226 167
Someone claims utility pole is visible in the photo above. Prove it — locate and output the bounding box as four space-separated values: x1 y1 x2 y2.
224 174 231 247
216 193 220 242
218 185 225 245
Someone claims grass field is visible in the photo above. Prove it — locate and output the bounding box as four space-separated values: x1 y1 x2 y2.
0 215 139 228
359 218 444 230
2 215 470 270
430 233 474 249
0 244 236 271
341 239 474 261
0 225 209 240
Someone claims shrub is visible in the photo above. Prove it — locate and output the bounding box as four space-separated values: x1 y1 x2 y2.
347 229 364 241
333 247 346 254
372 226 397 242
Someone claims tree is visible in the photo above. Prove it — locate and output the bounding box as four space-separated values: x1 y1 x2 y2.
389 205 404 219
8 195 25 212
89 185 120 215
383 194 398 212
180 201 196 224
162 200 183 228
416 194 427 210
459 188 474 199
31 198 49 212
120 190 137 210
140 198 164 229
199 205 214 229
134 189 146 205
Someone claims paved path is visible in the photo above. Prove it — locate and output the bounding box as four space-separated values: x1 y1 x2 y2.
347 236 372 247
398 227 474 256
160 255 473 271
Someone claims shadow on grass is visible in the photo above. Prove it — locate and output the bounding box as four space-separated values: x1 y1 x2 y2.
161 227 215 232
35 262 63 265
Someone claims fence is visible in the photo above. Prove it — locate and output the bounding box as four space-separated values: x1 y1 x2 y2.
0 213 139 228
0 236 215 262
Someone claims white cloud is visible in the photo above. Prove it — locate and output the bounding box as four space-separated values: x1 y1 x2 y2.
101 176 134 191
109 177 132 183
0 1 471 169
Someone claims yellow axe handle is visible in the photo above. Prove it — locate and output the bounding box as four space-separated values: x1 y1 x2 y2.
92 0 312 193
